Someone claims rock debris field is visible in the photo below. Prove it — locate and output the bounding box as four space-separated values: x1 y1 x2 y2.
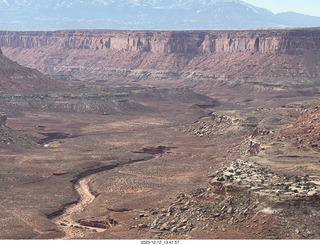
213 160 320 199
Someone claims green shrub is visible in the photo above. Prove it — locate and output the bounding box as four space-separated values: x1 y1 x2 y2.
217 177 225 182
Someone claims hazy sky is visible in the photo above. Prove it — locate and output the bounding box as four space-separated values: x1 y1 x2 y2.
242 0 320 17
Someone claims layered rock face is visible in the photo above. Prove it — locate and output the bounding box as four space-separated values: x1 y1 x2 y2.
1 29 320 91
1 29 320 55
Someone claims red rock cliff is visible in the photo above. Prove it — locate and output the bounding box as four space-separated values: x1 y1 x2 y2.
0 29 320 93
1 29 320 55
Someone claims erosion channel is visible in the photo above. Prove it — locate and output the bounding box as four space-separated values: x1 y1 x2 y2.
50 149 164 239
52 176 105 237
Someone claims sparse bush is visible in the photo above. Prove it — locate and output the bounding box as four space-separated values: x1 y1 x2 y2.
303 182 311 190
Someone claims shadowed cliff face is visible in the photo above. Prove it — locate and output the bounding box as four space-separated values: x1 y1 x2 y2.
1 29 320 94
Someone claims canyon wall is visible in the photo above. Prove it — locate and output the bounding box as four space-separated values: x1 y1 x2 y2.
1 29 320 94
1 29 320 55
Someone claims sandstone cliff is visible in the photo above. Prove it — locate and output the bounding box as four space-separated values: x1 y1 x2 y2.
1 29 320 94
2 29 320 55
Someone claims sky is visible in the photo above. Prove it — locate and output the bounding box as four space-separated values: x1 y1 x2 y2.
242 0 320 17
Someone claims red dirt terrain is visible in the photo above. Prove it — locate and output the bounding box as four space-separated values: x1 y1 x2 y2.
1 29 320 240
279 106 320 151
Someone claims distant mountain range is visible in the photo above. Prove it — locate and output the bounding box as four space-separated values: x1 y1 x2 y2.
1 0 320 30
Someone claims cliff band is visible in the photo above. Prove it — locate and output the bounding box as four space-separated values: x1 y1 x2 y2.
1 29 320 93
2 29 320 54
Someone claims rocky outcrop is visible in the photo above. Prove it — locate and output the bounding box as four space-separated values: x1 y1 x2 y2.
132 157 320 239
212 159 320 200
134 186 265 239
78 217 118 229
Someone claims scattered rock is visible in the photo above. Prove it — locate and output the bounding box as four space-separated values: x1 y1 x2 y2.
160 222 170 231
227 207 234 214
171 226 178 232
138 224 148 229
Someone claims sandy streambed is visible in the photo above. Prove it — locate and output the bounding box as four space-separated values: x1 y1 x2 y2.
52 177 106 238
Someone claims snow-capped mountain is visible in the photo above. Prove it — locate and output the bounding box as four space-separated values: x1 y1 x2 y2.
0 0 320 30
